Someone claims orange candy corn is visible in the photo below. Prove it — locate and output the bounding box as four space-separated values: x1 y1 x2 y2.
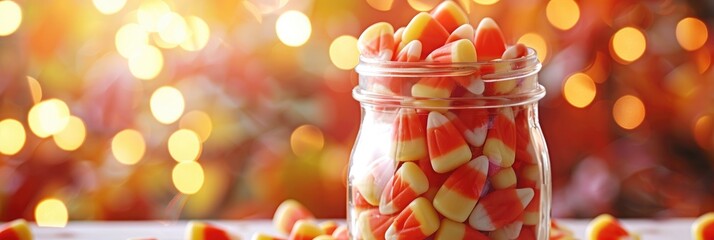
473 17 507 61
312 235 335 240
392 27 405 60
426 39 476 63
357 209 395 240
693 213 714 240
395 40 422 62
550 220 575 240
251 233 285 240
411 77 455 110
468 188 534 231
359 22 396 61
434 218 489 240
446 24 475 44
427 111 472 173
516 163 540 189
185 221 237 240
391 108 428 162
490 167 517 189
319 221 338 235
430 0 469 33
450 109 489 147
354 158 395 206
514 108 536 165
484 107 516 167
502 43 528 60
433 155 488 222
522 188 540 226
273 199 316 234
331 226 349 240
289 220 324 240
385 197 440 240
586 214 637 240
0 219 32 240
400 12 450 59
379 162 429 215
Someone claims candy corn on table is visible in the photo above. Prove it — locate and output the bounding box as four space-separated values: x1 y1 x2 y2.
21 219 698 239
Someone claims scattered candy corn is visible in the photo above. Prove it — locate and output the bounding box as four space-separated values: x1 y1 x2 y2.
550 219 575 240
185 221 237 240
693 212 714 240
273 199 315 234
586 214 638 240
251 233 284 240
288 220 323 240
331 226 349 240
433 155 488 222
319 221 338 235
0 219 32 240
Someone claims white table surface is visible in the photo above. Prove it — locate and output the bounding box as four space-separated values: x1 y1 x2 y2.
26 219 696 239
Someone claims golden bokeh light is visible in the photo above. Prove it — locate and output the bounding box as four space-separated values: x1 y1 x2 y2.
676 17 708 51
613 95 646 130
27 76 42 104
611 27 647 63
137 0 171 32
35 198 68 228
518 33 548 62
128 45 163 80
546 0 580 31
693 115 712 149
275 10 312 47
367 0 394 11
157 12 188 47
180 16 211 51
290 124 325 157
329 35 360 70
172 161 205 194
115 23 150 59
407 0 440 11
179 111 213 142
563 73 596 108
53 116 86 151
111 129 146 165
473 0 499 6
28 99 71 138
168 129 202 162
0 0 22 36
0 119 25 155
92 0 126 15
150 86 185 124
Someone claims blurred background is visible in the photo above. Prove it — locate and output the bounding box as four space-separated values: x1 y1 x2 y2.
0 0 713 224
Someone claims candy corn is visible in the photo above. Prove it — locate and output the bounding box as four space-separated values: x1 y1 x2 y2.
427 111 472 173
514 108 536 165
446 24 474 44
185 221 236 240
490 167 517 189
357 209 394 240
251 233 284 240
433 155 488 222
359 22 396 61
516 163 540 189
519 226 538 240
522 189 540 226
426 39 476 63
434 218 489 240
585 214 638 240
473 18 507 61
468 188 534 231
332 226 349 240
319 221 338 235
289 220 324 240
502 43 528 60
395 40 422 62
353 158 395 206
484 107 516 167
693 212 714 240
550 220 575 240
273 199 316 234
448 109 489 147
0 219 32 240
400 12 449 59
430 0 469 33
379 162 429 215
411 77 455 110
385 197 440 240
312 235 335 240
391 108 427 162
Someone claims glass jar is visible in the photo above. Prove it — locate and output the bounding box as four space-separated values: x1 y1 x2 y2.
348 49 550 240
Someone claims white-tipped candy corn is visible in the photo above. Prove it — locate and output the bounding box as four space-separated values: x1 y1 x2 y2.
185 221 237 240
550 220 575 240
273 199 316 234
426 39 477 63
331 226 348 240
585 214 638 240
288 220 324 240
379 162 429 215
448 109 489 147
385 197 440 240
483 107 516 167
502 43 528 60
434 218 489 240
427 111 472 173
446 24 474 44
395 40 422 62
430 0 469 33
468 188 534 231
357 209 394 240
353 158 395 206
0 219 32 240
251 233 285 240
411 77 455 110
473 17 507 61
400 12 450 59
490 167 516 189
358 22 396 61
522 188 540 226
391 108 427 162
433 156 488 222
693 212 714 240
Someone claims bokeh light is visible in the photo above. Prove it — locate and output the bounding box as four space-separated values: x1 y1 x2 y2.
180 16 211 51
172 161 205 194
563 73 596 108
473 0 499 6
546 0 580 31
27 76 42 104
111 129 146 165
179 111 213 142
137 0 171 32
35 199 68 228
676 17 709 51
128 45 164 80
611 27 647 63
275 10 312 47
329 35 359 70
518 33 548 62
150 86 185 124
115 23 150 59
0 0 22 36
407 0 440 11
290 124 324 157
53 116 86 151
367 0 394 11
694 115 713 149
27 99 71 138
92 0 126 15
613 95 646 130
168 129 202 162
0 119 26 155
157 12 188 47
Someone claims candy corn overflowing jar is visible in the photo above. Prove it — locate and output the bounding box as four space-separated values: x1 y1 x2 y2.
348 4 551 239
